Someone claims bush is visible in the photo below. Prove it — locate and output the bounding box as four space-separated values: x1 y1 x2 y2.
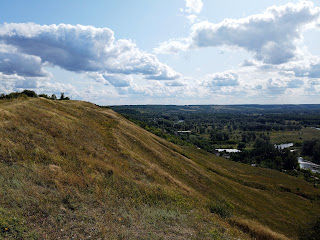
21 90 37 98
0 90 37 100
208 199 234 218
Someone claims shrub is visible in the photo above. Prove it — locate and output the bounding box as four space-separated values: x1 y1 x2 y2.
21 90 37 98
208 199 234 218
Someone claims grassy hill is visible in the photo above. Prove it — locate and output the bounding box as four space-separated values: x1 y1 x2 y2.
0 97 319 239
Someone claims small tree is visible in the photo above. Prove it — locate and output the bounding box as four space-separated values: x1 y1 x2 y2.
60 93 65 100
51 94 57 100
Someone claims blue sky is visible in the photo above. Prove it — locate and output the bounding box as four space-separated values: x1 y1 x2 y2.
1 0 320 104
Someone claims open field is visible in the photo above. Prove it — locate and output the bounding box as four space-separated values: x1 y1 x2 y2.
270 127 320 144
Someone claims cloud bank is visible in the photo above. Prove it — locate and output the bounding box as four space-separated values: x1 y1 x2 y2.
157 1 320 64
0 23 181 81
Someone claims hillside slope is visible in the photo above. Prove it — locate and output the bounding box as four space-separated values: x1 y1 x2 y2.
0 97 319 239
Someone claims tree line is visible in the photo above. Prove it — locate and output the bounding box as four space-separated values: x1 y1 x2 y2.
0 90 70 101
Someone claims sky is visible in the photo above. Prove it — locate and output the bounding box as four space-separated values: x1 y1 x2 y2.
1 0 320 105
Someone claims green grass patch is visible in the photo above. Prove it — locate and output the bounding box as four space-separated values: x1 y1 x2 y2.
0 208 38 239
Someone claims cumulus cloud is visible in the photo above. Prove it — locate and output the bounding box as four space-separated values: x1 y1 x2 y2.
0 44 49 77
308 79 320 85
206 72 239 87
0 23 181 81
306 63 320 78
184 0 203 14
158 1 320 65
266 78 287 94
287 57 320 78
84 72 109 85
278 70 296 77
186 15 198 24
240 59 257 67
287 79 304 88
255 84 263 90
154 38 191 54
164 79 188 87
103 74 133 87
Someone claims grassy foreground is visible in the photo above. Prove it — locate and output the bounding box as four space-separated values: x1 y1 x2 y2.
0 97 319 239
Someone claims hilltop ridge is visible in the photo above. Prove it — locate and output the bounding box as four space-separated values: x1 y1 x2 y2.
0 97 319 239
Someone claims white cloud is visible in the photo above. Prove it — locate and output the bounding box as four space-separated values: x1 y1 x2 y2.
287 79 304 88
186 14 198 24
164 79 188 87
266 78 290 94
154 38 191 54
84 72 109 85
240 59 258 67
278 70 296 77
185 0 203 14
103 74 133 87
308 79 320 85
0 23 181 81
157 1 320 65
283 54 320 78
305 63 320 78
205 71 240 87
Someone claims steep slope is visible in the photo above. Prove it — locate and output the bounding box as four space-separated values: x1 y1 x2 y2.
0 97 319 239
